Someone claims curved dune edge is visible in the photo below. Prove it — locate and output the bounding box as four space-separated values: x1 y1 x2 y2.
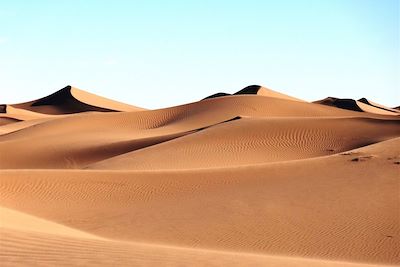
88 117 400 170
69 86 145 112
0 206 102 240
9 85 143 115
2 105 56 120
0 229 386 267
234 85 305 102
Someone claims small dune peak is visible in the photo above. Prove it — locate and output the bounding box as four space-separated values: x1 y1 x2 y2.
313 97 363 112
201 85 303 102
202 92 231 100
235 85 304 102
32 85 74 106
358 98 368 104
234 85 262 95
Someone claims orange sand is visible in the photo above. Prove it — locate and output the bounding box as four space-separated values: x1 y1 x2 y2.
1 85 399 266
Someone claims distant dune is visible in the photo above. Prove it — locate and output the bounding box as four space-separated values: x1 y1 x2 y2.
1 85 399 266
7 85 144 115
202 85 304 102
314 97 399 116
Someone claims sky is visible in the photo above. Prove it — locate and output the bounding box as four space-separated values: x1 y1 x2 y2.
0 0 399 109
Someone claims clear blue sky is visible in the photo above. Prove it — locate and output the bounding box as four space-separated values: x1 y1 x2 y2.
1 0 399 108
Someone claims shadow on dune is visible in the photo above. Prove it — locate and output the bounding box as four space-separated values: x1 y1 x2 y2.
234 85 262 95
313 97 363 112
12 86 117 114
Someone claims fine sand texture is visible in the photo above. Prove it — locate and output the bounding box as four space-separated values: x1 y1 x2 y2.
0 85 399 266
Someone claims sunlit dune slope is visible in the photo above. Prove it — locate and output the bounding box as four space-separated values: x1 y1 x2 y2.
0 85 399 267
1 94 395 169
89 117 400 170
1 138 399 265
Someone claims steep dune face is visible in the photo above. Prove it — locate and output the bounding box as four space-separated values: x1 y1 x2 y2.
1 85 399 266
9 85 144 115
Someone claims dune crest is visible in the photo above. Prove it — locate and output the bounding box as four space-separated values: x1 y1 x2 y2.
314 97 399 116
9 85 143 115
202 84 304 102
234 85 304 102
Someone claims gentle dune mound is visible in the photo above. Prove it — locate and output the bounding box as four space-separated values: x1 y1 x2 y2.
10 85 143 115
0 94 379 169
1 139 399 266
89 117 400 170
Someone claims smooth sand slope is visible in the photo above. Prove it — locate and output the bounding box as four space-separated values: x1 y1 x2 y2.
0 85 399 266
0 93 396 169
89 117 400 170
1 139 399 266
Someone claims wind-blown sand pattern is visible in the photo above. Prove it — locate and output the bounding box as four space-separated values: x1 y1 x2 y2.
1 85 399 266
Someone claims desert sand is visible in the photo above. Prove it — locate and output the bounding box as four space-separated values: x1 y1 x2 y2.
0 85 399 266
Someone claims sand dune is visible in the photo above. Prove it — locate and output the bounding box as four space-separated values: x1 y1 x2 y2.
202 84 304 102
0 85 399 266
89 117 400 170
358 98 400 114
1 94 394 169
8 85 144 115
1 138 399 265
314 97 399 116
234 85 305 102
